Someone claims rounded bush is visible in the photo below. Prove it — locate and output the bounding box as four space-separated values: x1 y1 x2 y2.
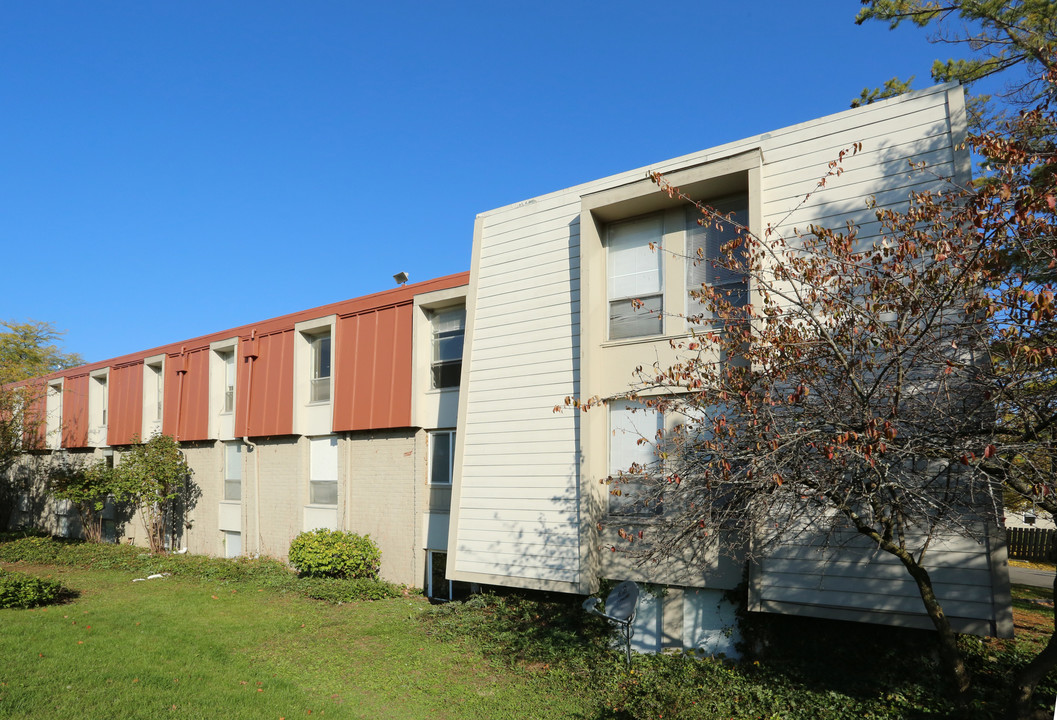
0 569 67 609
288 529 381 579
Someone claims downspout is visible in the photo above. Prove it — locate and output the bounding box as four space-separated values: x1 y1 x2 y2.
175 346 187 442
241 330 262 557
343 431 350 530
172 347 188 552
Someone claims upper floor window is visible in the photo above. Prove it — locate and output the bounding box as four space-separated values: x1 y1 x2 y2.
219 350 236 413
607 214 664 340
431 308 465 389
309 332 332 403
147 362 164 421
91 374 108 428
46 381 63 448
686 194 749 324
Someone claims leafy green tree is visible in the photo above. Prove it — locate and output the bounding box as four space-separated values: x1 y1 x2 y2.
112 433 192 553
49 458 116 543
0 320 82 386
855 0 1057 126
0 320 82 530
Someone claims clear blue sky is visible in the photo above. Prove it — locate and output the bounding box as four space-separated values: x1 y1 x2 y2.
1 1 946 364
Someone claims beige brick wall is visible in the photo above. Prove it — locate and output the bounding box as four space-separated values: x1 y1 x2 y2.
6 429 447 592
181 442 223 555
345 429 421 586
247 437 305 558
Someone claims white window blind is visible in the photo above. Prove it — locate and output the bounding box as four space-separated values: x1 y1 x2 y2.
608 402 663 516
224 442 242 501
607 214 663 339
310 436 338 505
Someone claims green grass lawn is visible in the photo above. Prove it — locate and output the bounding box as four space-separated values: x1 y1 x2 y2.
2 538 1055 720
0 565 590 720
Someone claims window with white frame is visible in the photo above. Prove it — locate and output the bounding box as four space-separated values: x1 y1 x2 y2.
608 401 663 516
218 350 236 414
224 442 242 502
309 332 332 403
607 214 664 340
309 436 338 505
90 373 108 429
430 308 465 389
46 381 62 446
686 194 749 324
224 531 241 559
429 430 456 485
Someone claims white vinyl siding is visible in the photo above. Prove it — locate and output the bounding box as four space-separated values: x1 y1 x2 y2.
453 84 971 593
750 528 1011 636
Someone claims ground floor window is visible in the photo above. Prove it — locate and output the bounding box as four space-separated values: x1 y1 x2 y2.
429 430 455 485
309 436 339 505
224 531 242 558
427 550 473 601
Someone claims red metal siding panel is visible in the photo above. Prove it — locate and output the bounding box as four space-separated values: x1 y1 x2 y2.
21 381 47 450
62 374 89 448
107 363 143 445
238 330 293 437
180 349 210 441
163 349 210 441
333 303 413 432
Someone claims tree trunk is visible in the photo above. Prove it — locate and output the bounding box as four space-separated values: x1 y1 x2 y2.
1009 573 1057 720
897 555 973 705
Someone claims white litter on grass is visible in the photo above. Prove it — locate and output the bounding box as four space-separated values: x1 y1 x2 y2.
131 573 172 583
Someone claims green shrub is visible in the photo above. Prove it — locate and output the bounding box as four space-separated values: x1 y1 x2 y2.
0 569 68 609
296 576 405 603
287 529 380 579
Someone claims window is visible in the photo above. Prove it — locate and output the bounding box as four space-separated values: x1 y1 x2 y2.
427 551 470 601
607 214 664 339
224 531 241 559
224 442 242 502
431 309 465 389
91 374 108 428
428 551 450 600
309 333 331 403
686 194 749 323
218 350 236 414
429 430 456 485
147 363 164 421
608 402 663 516
46 381 62 447
309 436 338 505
